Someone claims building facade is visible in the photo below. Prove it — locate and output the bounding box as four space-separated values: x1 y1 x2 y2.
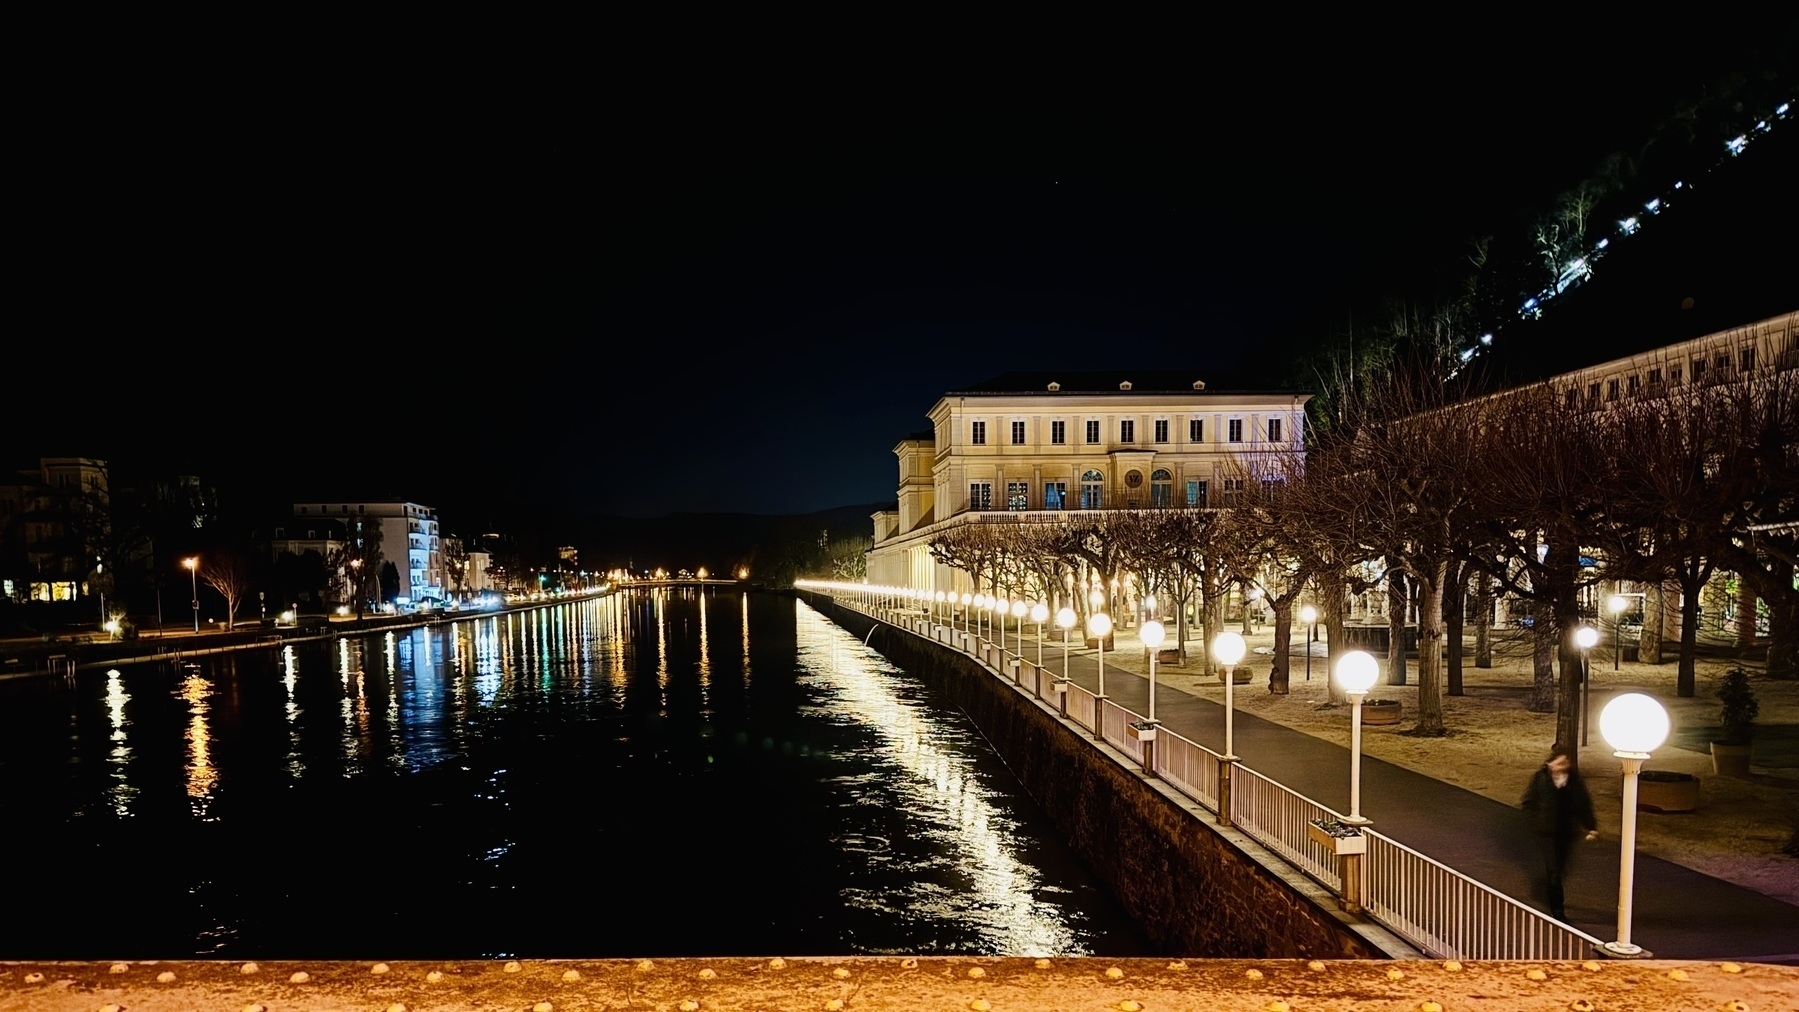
867 372 1313 593
290 500 444 604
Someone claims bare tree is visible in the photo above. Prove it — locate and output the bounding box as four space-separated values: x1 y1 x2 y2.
201 551 254 630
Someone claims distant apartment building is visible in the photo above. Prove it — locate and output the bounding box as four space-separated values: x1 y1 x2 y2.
866 373 1312 591
289 500 444 603
0 457 109 602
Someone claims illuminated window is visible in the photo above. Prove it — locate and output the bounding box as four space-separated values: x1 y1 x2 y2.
1044 482 1067 509
1119 419 1135 443
1050 420 1066 444
1268 418 1283 442
1085 420 1100 443
1189 418 1203 441
969 483 992 510
971 421 986 445
1011 420 1026 444
1154 419 1169 443
1080 469 1104 509
1007 482 1028 510
1228 419 1243 442
1150 468 1172 506
1187 480 1207 507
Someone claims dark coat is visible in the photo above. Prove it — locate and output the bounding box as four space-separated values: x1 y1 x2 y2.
1521 764 1598 842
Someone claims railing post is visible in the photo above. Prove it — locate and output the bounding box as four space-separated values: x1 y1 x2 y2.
1339 852 1364 914
1055 678 1069 717
1217 756 1236 827
1092 695 1108 740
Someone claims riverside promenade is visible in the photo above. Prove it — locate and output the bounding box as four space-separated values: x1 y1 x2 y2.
844 600 1799 966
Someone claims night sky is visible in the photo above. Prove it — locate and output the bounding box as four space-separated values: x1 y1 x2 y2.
15 21 1796 528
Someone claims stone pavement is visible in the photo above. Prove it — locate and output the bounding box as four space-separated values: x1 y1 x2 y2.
938 615 1799 965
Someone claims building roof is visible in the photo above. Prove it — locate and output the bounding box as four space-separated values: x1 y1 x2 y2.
947 371 1306 396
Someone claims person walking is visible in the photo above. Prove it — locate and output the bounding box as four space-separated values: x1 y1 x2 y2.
1521 744 1599 921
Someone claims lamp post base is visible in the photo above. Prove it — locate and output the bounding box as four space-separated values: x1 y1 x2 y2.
1337 814 1371 826
1599 941 1652 959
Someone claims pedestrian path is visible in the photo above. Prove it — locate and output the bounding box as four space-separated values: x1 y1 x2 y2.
965 622 1799 964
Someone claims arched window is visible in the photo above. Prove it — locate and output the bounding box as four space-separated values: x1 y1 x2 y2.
1150 468 1173 507
1080 469 1105 510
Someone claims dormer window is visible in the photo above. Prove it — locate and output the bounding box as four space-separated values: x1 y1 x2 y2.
1192 380 1206 390
1119 381 1132 390
1047 381 1061 392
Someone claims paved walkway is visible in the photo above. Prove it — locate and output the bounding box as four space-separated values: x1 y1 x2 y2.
931 616 1799 964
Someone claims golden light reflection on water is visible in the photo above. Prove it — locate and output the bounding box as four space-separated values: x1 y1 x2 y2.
103 669 135 815
742 591 752 686
655 590 669 710
794 602 1082 957
180 670 218 815
698 588 711 709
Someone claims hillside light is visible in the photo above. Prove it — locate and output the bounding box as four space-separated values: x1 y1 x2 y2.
1599 692 1670 958
1299 603 1319 680
1335 649 1380 824
1087 611 1113 739
1575 625 1599 745
1609 594 1629 670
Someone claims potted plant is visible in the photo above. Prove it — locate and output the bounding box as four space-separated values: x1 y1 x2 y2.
1711 668 1759 778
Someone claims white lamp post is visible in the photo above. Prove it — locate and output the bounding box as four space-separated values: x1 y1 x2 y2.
995 596 1009 652
1088 611 1113 739
1335 649 1379 825
1011 598 1027 663
1212 631 1246 759
960 593 973 641
1575 625 1599 746
1599 691 1669 958
1299 604 1318 681
974 594 988 641
1141 620 1166 723
1056 606 1076 716
183 556 200 633
1030 602 1048 670
1609 594 1629 670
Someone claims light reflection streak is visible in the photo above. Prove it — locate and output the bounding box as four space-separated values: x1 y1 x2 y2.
283 646 305 778
793 602 1079 957
655 590 668 712
103 669 135 815
180 670 219 816
697 588 711 710
741 591 752 687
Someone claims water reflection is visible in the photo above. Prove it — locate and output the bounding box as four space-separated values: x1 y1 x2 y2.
180 667 218 816
104 669 134 815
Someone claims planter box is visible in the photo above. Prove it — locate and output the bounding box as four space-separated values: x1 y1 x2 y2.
1127 720 1158 742
1361 700 1402 725
1084 633 1117 649
1216 667 1253 684
1637 770 1700 812
1157 649 1182 665
1307 819 1367 855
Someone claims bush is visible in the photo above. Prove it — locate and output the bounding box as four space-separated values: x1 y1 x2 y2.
1717 668 1760 744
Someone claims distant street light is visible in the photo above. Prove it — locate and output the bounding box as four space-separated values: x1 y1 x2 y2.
1334 649 1380 825
1299 604 1319 681
1609 594 1629 670
183 557 200 633
1599 692 1670 958
1575 625 1599 745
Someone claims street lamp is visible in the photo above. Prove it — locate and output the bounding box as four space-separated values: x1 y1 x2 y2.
1141 620 1166 724
1056 606 1076 716
1299 604 1318 681
960 593 973 643
1030 602 1048 670
1609 594 1629 670
182 557 200 633
1011 598 1027 665
1575 625 1599 746
1087 611 1113 739
1599 691 1670 958
1335 649 1379 825
1213 631 1246 759
995 596 1009 652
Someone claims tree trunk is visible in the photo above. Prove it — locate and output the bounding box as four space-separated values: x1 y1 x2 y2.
1269 601 1291 695
1474 569 1493 668
1323 573 1346 705
1414 561 1448 735
1530 622 1557 713
1386 560 1408 686
1767 559 1799 680
1446 559 1465 696
1639 581 1664 665
1678 571 1703 697
1737 579 1759 647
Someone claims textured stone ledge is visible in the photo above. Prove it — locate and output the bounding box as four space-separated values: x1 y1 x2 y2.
4 956 1793 1011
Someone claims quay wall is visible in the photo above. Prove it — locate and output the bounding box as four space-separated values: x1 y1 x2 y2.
802 592 1407 959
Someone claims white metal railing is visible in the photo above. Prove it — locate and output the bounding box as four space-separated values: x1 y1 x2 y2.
1153 730 1221 810
1100 699 1144 764
1362 830 1605 960
1228 765 1344 891
822 591 1598 961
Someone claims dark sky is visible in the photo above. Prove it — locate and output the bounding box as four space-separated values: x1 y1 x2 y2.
15 19 1796 528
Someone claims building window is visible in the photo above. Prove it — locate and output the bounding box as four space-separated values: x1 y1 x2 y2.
1692 357 1707 380
1011 420 1026 445
1647 368 1662 386
1587 382 1601 403
969 483 992 510
1187 480 1207 507
1715 353 1731 373
1669 365 1682 384
1606 379 1620 401
1627 374 1640 394
1189 418 1203 442
1222 477 1244 503
1268 418 1283 442
1045 482 1067 509
1566 387 1579 406
971 421 986 445
1119 419 1135 443
1085 420 1100 443
1150 468 1172 507
1051 420 1066 444
1007 482 1028 510
1741 347 1757 371
1154 419 1169 443
1228 419 1243 442
1080 469 1104 509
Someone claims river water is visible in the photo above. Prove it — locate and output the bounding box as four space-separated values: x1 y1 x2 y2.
0 590 1148 960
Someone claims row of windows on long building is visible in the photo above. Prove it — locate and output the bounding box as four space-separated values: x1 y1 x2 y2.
970 417 1283 446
